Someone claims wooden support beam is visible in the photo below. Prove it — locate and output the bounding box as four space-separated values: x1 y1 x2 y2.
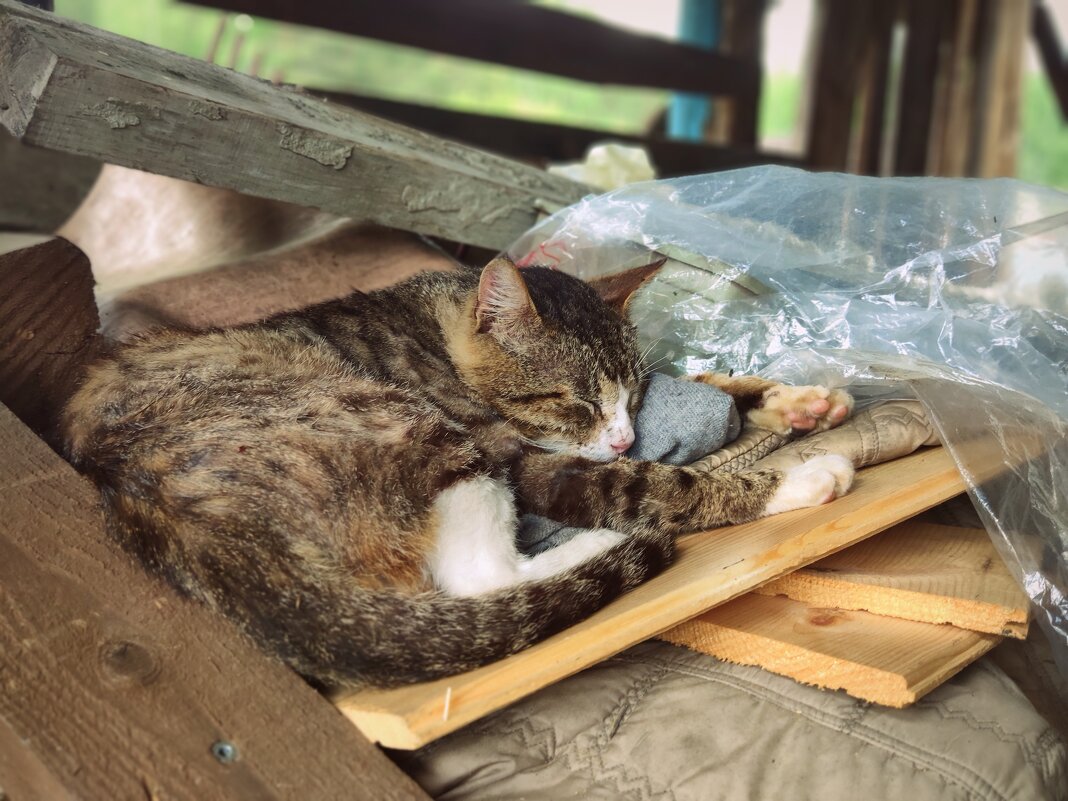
0 239 430 800
805 0 873 170
970 0 1030 177
720 0 768 148
336 447 966 749
185 0 759 99
0 1 587 250
1032 0 1068 121
936 0 980 177
852 1 896 175
662 593 1001 707
0 128 99 232
322 91 802 177
0 238 101 450
755 521 1029 638
0 401 431 800
893 0 952 175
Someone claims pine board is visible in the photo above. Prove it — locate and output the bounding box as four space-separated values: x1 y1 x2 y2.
662 593 1001 707
335 446 966 749
755 521 1029 637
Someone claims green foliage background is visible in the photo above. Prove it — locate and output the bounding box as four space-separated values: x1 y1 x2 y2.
55 0 1067 189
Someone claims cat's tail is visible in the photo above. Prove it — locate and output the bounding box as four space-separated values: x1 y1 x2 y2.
210 525 674 688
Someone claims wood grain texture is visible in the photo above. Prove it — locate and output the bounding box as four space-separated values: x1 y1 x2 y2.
0 237 101 451
0 0 586 250
0 402 430 800
662 592 1000 707
336 446 966 749
756 521 1029 637
187 0 759 98
0 127 99 231
324 90 802 177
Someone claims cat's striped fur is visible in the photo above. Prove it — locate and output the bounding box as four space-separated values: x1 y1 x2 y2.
63 258 851 688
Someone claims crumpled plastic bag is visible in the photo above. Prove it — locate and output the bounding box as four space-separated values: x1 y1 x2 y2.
509 166 1068 678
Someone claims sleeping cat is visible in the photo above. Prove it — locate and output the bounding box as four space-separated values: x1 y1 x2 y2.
63 257 853 688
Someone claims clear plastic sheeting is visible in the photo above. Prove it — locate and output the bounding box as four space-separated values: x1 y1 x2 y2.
509 166 1068 676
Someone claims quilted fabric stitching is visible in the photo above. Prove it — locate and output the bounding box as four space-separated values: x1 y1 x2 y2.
607 652 1013 801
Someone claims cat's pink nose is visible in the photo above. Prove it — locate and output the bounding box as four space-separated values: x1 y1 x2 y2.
610 432 635 454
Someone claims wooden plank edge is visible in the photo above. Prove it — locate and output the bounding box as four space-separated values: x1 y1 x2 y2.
661 610 1001 707
336 447 966 748
755 574 1029 638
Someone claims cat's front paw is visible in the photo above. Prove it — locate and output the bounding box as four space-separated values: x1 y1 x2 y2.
763 455 854 516
747 385 854 436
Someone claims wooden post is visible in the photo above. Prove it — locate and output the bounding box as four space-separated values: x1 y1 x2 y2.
893 0 952 175
0 0 587 251
0 239 431 801
805 0 874 171
969 0 1030 177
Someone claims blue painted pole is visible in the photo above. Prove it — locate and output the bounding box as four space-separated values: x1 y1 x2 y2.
667 0 721 141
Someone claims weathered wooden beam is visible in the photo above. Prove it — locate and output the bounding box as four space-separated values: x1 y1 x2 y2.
322 90 802 177
1032 0 1068 121
0 239 430 801
893 0 952 175
0 0 587 250
805 0 873 171
185 0 759 98
0 128 99 232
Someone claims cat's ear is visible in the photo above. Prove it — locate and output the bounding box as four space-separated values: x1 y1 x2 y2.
587 257 666 318
475 256 541 336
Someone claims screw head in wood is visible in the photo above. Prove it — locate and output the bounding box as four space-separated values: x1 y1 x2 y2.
211 740 238 764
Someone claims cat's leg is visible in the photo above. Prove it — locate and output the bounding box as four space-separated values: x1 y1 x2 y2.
689 372 853 435
515 451 854 533
429 475 625 596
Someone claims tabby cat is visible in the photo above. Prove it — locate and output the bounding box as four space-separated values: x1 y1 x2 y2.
63 257 853 688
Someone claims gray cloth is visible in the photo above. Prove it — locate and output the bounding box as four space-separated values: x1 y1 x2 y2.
518 374 738 554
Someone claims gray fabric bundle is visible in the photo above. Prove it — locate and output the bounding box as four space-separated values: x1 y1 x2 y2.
518 373 739 554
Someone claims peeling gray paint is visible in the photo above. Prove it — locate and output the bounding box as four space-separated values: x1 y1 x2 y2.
401 181 519 229
81 98 160 129
276 123 352 170
187 100 225 120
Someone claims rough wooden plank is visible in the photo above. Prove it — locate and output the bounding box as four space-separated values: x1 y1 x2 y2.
1033 0 1068 121
936 0 980 176
805 0 872 170
336 446 966 749
0 0 587 250
893 0 951 175
756 521 1029 637
324 90 802 177
0 402 430 801
0 237 101 450
186 0 759 98
662 592 1000 707
720 0 767 148
0 127 99 231
969 0 1030 177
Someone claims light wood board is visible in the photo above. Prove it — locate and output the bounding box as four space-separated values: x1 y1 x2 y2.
0 1 586 250
336 446 965 749
662 593 1001 707
756 521 1029 637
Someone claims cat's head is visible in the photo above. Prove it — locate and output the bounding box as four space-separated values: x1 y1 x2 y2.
453 257 661 462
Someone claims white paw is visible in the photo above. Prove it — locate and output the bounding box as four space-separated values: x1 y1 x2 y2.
763 455 855 515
